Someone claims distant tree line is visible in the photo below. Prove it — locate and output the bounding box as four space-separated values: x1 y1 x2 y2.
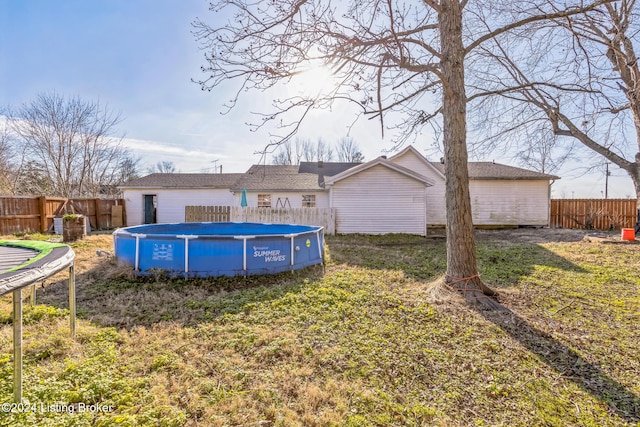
147 161 177 174
0 93 142 198
272 136 365 165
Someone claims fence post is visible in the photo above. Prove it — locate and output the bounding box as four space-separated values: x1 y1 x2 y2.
38 196 47 232
94 199 101 230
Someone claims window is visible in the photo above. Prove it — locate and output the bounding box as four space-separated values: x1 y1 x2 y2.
258 194 271 208
302 195 316 208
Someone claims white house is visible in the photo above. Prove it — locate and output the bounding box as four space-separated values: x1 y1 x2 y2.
119 146 558 233
388 146 557 227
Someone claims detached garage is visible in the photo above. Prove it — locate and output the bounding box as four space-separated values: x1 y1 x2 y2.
120 174 244 226
324 157 433 235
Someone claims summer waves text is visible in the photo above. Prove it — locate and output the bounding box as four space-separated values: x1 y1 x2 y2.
254 249 286 262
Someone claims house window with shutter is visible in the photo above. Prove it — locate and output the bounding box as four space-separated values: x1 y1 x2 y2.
258 194 271 208
302 195 316 208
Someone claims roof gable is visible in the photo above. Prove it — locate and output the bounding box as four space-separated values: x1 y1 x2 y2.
389 145 446 180
325 157 434 186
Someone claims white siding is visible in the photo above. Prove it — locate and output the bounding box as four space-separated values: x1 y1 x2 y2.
390 150 446 226
238 191 329 209
469 180 550 226
122 189 145 226
330 165 427 235
122 188 234 226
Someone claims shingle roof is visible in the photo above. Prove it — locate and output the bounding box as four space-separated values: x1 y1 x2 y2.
119 159 558 191
298 162 362 176
245 165 300 174
231 173 323 191
227 164 324 191
119 173 245 188
430 162 560 180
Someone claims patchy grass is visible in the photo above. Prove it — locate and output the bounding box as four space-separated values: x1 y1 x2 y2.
0 231 639 426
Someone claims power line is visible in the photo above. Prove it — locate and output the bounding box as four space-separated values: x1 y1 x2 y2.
605 162 610 199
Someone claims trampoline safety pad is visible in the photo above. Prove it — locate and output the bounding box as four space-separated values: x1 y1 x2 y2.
0 240 76 404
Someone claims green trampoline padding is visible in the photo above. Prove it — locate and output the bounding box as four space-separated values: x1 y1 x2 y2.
0 240 75 297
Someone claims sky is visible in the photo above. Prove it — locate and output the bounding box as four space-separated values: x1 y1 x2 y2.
0 0 635 198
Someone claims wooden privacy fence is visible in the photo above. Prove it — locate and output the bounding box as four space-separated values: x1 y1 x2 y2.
185 206 336 235
185 205 231 222
0 196 125 235
550 199 637 230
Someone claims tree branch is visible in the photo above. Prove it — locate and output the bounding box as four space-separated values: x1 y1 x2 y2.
465 0 615 54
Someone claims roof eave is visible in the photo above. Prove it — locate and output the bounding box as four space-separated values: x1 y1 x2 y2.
471 176 560 181
231 188 326 192
119 185 232 190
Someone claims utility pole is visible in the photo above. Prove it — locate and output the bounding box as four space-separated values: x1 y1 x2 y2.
605 162 610 199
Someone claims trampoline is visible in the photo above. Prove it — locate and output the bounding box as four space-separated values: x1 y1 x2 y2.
0 240 76 403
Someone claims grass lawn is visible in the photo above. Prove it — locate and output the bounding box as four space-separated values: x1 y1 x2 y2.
0 230 639 426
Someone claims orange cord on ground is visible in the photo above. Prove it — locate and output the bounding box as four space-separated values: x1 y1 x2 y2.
445 273 490 298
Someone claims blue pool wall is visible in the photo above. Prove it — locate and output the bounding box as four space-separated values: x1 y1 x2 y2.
113 222 324 277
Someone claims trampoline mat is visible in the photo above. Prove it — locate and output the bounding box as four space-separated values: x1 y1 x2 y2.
0 242 75 297
0 246 40 273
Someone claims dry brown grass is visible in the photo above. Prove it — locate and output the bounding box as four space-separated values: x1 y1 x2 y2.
1 230 639 426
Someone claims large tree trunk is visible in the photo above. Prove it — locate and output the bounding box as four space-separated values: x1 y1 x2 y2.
631 164 640 233
439 0 497 301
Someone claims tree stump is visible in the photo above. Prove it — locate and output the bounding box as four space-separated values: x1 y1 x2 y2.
63 215 87 242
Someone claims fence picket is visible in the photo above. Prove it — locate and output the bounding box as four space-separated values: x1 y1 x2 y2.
185 206 335 234
0 196 124 234
184 206 231 222
550 199 637 230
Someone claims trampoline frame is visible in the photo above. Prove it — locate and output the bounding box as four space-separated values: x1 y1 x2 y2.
0 240 76 403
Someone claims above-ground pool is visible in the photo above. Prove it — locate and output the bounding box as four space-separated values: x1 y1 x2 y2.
113 222 324 277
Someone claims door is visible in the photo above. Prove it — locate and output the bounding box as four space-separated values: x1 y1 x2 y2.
143 195 157 224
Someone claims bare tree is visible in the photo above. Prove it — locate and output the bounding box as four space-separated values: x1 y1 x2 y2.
272 140 294 165
516 133 575 175
193 0 608 302
110 155 143 195
8 93 133 197
0 115 12 193
300 139 316 162
316 138 334 161
470 1 638 200
11 160 55 196
336 137 365 163
148 160 177 174
293 138 304 164
273 137 337 163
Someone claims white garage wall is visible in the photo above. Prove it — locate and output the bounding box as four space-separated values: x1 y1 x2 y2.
122 188 234 226
330 164 427 235
469 180 551 226
389 149 446 226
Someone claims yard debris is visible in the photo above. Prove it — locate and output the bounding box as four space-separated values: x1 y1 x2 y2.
582 233 638 244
